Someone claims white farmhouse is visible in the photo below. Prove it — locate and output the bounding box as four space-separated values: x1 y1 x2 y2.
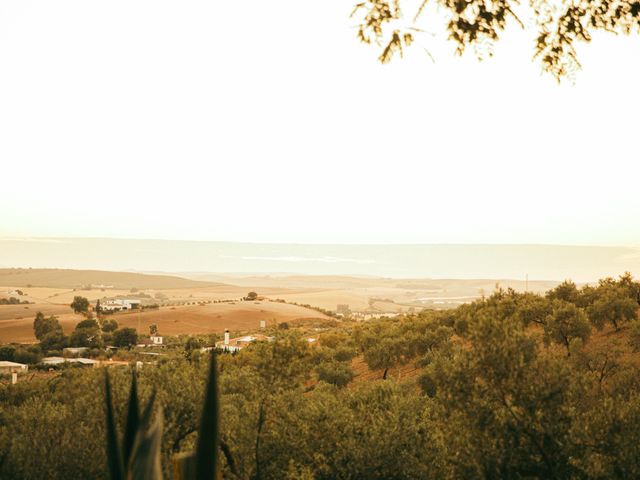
100 299 142 312
42 357 99 367
63 347 89 355
214 329 274 353
0 361 28 374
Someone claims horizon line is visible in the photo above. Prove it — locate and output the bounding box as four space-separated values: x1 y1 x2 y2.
1 235 640 249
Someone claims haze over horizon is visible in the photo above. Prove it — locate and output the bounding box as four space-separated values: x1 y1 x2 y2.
1 1 640 248
2 237 640 283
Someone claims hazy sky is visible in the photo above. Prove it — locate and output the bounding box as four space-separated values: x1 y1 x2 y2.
1 1 639 245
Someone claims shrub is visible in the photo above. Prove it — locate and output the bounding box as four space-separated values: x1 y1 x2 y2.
113 328 138 348
630 321 640 352
13 348 42 365
0 345 17 361
316 361 354 388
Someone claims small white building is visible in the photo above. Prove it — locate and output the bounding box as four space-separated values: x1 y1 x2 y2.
42 356 66 365
63 347 89 355
69 358 99 367
101 299 142 312
214 329 274 353
137 336 164 348
0 361 28 374
42 357 99 367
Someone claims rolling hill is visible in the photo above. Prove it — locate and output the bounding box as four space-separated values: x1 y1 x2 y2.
0 268 222 290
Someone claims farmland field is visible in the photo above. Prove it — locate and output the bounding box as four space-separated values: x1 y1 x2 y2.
0 304 84 343
0 270 562 342
0 299 330 342
105 300 331 336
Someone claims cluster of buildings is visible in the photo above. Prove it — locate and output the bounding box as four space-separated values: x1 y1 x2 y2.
2 317 323 386
350 312 400 321
335 304 400 321
0 340 165 385
202 320 273 353
0 348 104 378
100 299 142 312
212 329 275 353
207 319 317 353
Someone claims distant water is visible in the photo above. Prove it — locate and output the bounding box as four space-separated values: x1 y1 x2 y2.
1 238 639 282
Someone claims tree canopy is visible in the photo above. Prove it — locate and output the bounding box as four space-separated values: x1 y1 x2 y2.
70 296 90 314
33 312 63 341
112 328 138 348
351 0 640 79
69 319 102 348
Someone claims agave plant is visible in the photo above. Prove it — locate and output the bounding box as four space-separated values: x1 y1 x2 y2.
104 352 219 479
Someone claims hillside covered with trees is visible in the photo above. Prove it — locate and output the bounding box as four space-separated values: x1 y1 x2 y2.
1 273 640 479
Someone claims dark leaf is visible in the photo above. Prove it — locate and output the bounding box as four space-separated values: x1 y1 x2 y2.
104 371 124 480
129 408 164 480
195 351 220 479
123 370 141 467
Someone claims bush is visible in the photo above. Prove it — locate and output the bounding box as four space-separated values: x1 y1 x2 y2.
101 319 118 332
69 328 102 348
333 345 357 362
13 348 42 365
0 345 17 361
316 361 354 388
113 328 138 348
40 331 68 352
75 319 99 330
0 297 30 305
630 321 640 352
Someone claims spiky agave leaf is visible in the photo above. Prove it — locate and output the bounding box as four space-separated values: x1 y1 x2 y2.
172 452 196 480
123 370 141 468
139 389 157 431
104 371 124 480
195 351 220 479
128 407 164 480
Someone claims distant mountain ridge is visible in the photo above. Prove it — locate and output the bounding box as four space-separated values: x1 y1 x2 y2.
0 268 222 289
1 237 639 282
182 273 558 292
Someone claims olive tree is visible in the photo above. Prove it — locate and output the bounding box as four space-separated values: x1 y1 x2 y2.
544 301 591 355
351 0 640 79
